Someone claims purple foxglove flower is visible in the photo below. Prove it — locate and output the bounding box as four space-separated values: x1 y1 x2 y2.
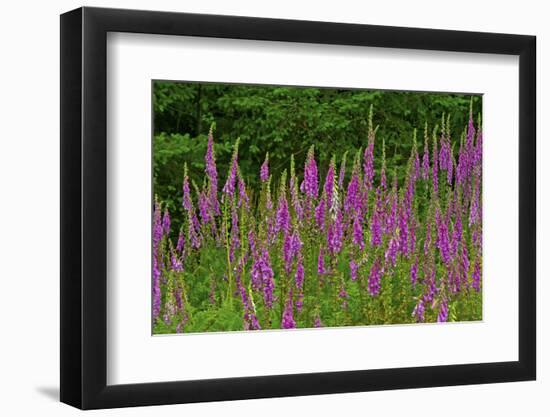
152 256 161 320
385 235 399 267
352 213 364 250
423 271 437 304
222 140 239 199
368 258 382 296
472 260 481 292
469 175 481 226
412 298 425 322
205 127 220 215
385 191 397 235
152 200 163 320
350 259 359 282
188 211 200 249
398 207 409 257
182 164 193 211
317 246 325 275
437 298 449 322
153 200 163 249
327 209 344 255
170 250 183 272
314 195 326 230
324 157 336 208
260 152 269 182
370 208 382 247
363 142 375 191
248 230 257 254
410 257 418 285
345 172 361 215
283 232 293 274
413 149 420 183
237 172 249 209
197 190 211 226
301 146 318 199
451 203 463 256
314 315 323 328
176 229 185 253
276 194 290 234
447 156 453 185
281 289 296 329
474 128 483 167
460 244 470 288
435 208 451 264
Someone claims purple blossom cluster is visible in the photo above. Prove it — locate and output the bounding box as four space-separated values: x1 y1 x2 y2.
154 107 483 333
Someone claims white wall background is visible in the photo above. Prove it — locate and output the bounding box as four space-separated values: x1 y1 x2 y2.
0 0 545 415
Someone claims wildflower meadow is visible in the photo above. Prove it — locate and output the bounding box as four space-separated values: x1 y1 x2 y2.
152 85 482 334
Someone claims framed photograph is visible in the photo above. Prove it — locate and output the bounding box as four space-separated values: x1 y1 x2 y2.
60 6 536 409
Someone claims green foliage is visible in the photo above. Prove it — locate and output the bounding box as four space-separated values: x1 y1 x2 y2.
153 81 481 204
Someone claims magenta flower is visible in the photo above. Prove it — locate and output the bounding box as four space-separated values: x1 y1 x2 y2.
363 141 375 190
301 146 318 199
352 213 364 250
345 172 361 215
327 209 344 255
182 164 192 211
205 127 220 215
385 235 399 267
472 261 481 292
370 208 382 247
176 229 185 253
152 200 163 320
170 250 183 272
222 139 239 199
412 298 425 322
261 249 275 308
276 193 290 234
314 195 326 230
314 315 323 328
317 246 326 275
410 257 418 285
237 171 249 209
197 190 211 226
368 258 383 296
281 289 296 329
437 298 449 322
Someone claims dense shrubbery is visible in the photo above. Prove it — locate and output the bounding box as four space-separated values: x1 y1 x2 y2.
152 103 482 333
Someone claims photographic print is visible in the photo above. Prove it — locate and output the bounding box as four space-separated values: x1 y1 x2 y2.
152 81 482 334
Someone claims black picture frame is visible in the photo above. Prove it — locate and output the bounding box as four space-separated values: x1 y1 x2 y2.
60 6 536 410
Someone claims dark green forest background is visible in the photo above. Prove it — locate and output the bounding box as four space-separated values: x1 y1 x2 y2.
153 81 481 235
